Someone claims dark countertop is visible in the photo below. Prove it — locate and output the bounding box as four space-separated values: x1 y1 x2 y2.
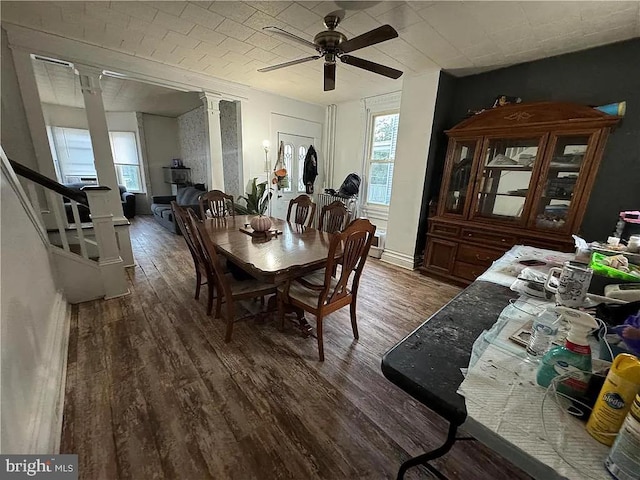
381 280 518 426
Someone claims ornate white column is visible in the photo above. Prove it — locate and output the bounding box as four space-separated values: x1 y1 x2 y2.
74 65 125 219
199 91 225 191
75 64 133 267
83 186 129 299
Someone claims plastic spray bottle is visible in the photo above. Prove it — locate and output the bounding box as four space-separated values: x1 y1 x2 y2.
536 307 599 396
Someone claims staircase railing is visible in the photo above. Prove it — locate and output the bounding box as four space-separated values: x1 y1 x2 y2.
6 155 129 300
9 158 94 259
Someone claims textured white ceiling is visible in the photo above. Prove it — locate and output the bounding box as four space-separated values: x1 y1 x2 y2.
3 1 639 105
32 59 202 116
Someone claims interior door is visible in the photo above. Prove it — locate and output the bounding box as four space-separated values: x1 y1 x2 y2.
271 133 316 220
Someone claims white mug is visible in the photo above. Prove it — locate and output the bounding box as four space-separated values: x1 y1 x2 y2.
544 261 593 307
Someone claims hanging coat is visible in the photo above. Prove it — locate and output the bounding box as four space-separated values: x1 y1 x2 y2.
302 145 318 194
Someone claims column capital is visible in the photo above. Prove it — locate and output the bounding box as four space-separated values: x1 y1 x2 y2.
74 64 103 95
199 91 222 111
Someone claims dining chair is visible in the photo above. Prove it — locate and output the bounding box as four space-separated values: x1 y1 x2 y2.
199 190 235 219
286 194 316 228
277 218 376 361
171 202 215 315
318 200 350 234
187 209 276 342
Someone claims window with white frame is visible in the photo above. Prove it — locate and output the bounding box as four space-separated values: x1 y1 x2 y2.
366 112 399 206
282 143 293 193
48 127 144 193
109 131 143 192
280 142 308 194
297 145 307 192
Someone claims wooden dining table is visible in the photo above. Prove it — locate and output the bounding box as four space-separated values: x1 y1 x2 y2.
202 214 340 283
202 215 340 333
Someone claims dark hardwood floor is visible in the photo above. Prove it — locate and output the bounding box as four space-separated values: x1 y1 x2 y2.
61 215 531 480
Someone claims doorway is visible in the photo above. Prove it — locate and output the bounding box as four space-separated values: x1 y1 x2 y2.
270 133 315 219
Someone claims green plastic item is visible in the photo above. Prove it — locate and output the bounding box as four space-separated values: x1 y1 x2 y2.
590 252 640 281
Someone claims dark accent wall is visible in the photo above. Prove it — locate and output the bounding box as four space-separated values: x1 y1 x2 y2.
420 37 640 250
415 71 456 256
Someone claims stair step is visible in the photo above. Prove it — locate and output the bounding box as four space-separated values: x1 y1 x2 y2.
50 243 99 261
46 222 93 233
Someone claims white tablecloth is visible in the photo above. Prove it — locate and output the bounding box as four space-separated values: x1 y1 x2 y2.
458 246 612 480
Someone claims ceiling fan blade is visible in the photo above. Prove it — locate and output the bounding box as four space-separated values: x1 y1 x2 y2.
340 55 403 79
263 26 318 51
258 55 321 73
324 63 336 91
340 25 398 54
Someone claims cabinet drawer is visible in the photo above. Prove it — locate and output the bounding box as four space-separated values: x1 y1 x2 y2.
453 261 487 282
429 222 460 237
518 237 572 252
461 228 515 247
457 244 505 267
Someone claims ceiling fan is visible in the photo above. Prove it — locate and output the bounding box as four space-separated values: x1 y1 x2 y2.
258 11 403 91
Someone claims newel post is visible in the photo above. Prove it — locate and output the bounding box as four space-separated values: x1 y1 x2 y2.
82 186 130 299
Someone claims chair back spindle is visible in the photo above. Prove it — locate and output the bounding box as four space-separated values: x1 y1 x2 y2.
318 200 349 233
199 190 235 219
322 219 376 307
287 194 316 228
187 209 230 298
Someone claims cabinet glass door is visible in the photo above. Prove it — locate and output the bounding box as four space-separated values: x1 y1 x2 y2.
442 139 477 215
532 134 593 231
473 137 543 223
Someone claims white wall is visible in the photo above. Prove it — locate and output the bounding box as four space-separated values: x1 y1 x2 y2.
330 73 441 267
1 154 69 454
1 28 37 171
331 92 402 232
333 99 365 193
241 90 325 185
382 71 441 269
140 113 180 198
240 90 325 217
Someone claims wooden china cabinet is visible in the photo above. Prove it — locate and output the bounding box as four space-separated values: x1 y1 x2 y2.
420 101 621 285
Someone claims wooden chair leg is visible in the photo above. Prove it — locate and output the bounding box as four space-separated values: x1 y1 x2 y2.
277 293 285 331
206 279 214 316
194 270 202 300
215 294 222 319
350 301 359 339
224 303 235 343
316 315 324 362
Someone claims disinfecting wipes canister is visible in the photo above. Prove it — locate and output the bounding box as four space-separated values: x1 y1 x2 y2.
605 394 640 480
587 354 640 446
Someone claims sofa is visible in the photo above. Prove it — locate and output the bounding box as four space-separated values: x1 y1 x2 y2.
63 183 136 222
151 184 206 234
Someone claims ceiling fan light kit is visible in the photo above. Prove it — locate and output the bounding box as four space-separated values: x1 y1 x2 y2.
258 11 403 92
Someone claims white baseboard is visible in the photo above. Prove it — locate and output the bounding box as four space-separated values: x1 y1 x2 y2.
380 249 419 270
28 292 71 453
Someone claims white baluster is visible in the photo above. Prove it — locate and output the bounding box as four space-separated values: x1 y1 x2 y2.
47 189 69 252
70 200 89 259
